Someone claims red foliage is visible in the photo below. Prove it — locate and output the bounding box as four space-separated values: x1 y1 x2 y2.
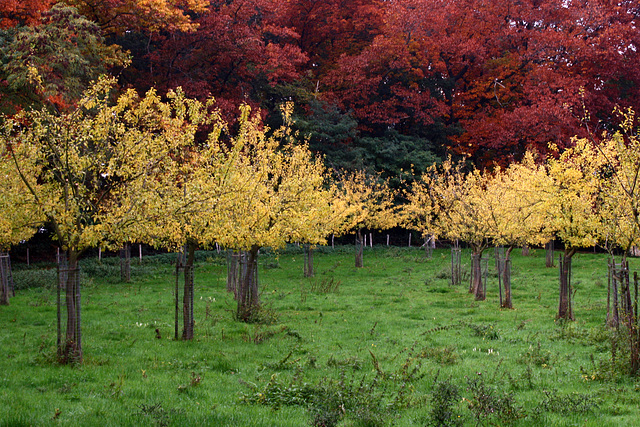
323 0 640 166
0 0 55 28
145 0 308 119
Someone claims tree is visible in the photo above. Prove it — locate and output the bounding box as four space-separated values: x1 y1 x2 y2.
323 0 640 167
411 158 493 300
0 5 129 114
0 146 42 305
333 171 397 268
212 103 337 322
0 76 201 362
64 0 208 36
596 109 640 259
484 153 551 308
142 0 307 120
0 0 55 28
542 138 610 320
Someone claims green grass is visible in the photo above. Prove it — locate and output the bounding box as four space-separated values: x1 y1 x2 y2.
1 246 640 426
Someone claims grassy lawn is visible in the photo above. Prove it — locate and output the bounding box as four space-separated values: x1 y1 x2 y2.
1 245 639 426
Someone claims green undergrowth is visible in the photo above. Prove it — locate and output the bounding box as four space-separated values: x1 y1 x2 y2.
1 245 639 426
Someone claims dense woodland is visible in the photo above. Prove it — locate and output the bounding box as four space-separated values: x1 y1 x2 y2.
1 0 639 174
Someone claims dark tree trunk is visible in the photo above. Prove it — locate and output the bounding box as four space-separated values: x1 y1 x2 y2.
471 252 485 301
120 243 131 283
182 242 196 340
355 229 364 268
237 245 260 322
450 247 462 287
545 240 555 268
0 252 11 305
58 250 82 364
304 244 314 277
501 247 513 309
226 250 239 297
522 245 530 256
558 249 575 321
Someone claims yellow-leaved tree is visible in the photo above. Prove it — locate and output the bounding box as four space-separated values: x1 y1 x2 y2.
0 76 206 362
213 104 337 322
542 138 611 320
484 153 552 308
333 171 397 268
412 158 493 300
0 148 43 305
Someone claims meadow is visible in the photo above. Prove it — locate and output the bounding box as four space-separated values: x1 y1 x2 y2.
1 245 639 426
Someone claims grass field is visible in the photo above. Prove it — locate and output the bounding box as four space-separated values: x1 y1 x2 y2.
1 245 639 426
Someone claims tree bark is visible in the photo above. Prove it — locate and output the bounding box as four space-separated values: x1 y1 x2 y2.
304 244 314 277
182 241 196 340
226 250 239 297
120 243 131 283
0 253 9 305
471 252 485 301
237 245 260 322
355 229 364 268
558 249 576 321
545 240 555 268
58 250 82 363
501 247 513 309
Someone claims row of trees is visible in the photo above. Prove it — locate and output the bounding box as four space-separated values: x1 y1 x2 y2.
1 1 639 177
404 114 640 320
0 76 397 362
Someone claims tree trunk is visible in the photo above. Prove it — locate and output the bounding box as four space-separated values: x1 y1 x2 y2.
501 247 513 309
450 247 461 287
355 229 364 268
522 245 530 256
471 252 485 301
304 244 314 277
545 240 555 268
0 252 10 305
226 250 239 297
237 245 260 322
558 249 575 321
58 250 82 364
182 242 196 340
120 243 131 283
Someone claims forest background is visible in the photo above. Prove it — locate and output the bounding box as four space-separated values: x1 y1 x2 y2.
2 0 639 182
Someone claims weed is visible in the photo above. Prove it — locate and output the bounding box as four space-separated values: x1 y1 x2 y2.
177 372 201 392
518 342 554 367
465 375 524 424
540 389 599 414
327 355 363 371
429 379 463 427
134 402 184 427
469 323 500 340
310 278 341 294
422 346 459 366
